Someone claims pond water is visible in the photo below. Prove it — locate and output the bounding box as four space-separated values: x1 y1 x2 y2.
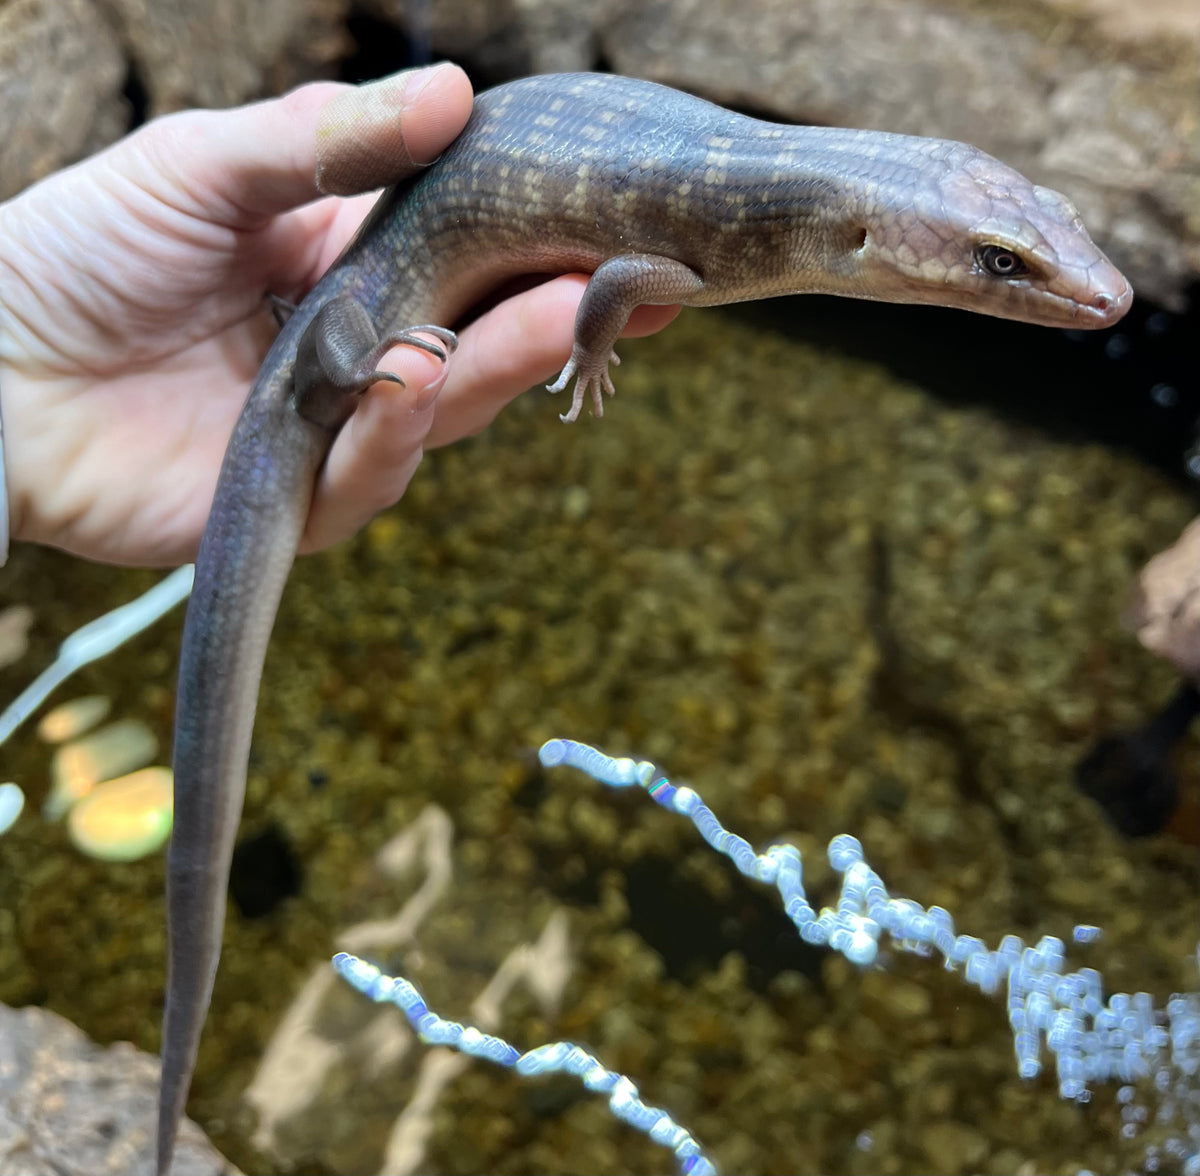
1 298 1196 1175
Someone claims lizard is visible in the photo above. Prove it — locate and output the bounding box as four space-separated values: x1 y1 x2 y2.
158 71 1131 1173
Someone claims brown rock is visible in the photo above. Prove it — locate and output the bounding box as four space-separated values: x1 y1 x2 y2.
1124 516 1200 678
0 0 351 200
0 605 34 671
0 1003 238 1176
5 0 1195 304
0 0 127 201
103 0 352 115
920 1118 991 1174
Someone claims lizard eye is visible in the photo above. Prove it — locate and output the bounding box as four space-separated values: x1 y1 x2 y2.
976 243 1029 279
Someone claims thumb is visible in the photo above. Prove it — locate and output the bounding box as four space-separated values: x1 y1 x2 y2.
315 63 474 195
131 63 473 222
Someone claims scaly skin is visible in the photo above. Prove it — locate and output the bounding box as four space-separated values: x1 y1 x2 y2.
159 72 1130 1173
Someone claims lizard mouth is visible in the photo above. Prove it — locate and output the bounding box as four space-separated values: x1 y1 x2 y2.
995 275 1133 330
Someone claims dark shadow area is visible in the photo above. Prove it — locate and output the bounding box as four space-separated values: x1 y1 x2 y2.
1076 680 1200 838
231 822 303 918
735 284 1200 488
339 12 421 84
120 62 149 128
516 755 824 992
340 5 527 91
624 854 827 993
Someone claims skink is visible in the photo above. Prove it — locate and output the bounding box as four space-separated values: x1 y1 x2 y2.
158 71 1131 1173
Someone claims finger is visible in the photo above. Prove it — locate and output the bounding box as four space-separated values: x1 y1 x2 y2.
425 276 682 448
136 63 473 224
300 343 447 552
315 66 473 195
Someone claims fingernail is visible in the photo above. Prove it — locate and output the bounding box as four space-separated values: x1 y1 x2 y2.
410 362 448 413
403 61 452 102
398 63 460 165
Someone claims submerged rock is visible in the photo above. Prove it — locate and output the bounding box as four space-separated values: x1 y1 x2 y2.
0 605 33 671
0 782 23 836
37 695 112 744
45 719 157 821
66 766 173 862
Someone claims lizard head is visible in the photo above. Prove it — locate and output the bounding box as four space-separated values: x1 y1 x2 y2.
843 140 1132 329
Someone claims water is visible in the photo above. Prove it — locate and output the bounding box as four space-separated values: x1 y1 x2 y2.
1 301 1196 1175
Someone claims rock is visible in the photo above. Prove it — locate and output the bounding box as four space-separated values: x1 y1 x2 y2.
3 0 1194 305
0 1003 237 1176
1124 516 1200 678
0 0 127 202
0 605 34 671
103 0 352 114
0 0 349 200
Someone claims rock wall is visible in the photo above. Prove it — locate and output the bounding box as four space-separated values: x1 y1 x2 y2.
0 0 1195 294
0 1002 239 1176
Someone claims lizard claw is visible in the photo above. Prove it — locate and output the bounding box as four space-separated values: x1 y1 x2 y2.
293 297 458 427
267 293 299 328
384 324 459 364
547 348 620 423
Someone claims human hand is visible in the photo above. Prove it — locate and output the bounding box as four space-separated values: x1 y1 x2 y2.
0 63 678 567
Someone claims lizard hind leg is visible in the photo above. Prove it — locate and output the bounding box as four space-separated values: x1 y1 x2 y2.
292 294 457 428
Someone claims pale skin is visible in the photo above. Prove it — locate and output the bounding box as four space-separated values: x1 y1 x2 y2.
0 62 678 568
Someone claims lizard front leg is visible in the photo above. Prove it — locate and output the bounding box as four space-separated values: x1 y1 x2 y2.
547 254 704 423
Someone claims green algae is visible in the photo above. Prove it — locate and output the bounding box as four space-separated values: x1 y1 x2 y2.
0 303 1195 1176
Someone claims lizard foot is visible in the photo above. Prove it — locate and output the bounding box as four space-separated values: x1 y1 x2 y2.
348 323 460 389
294 295 458 427
546 348 620 423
